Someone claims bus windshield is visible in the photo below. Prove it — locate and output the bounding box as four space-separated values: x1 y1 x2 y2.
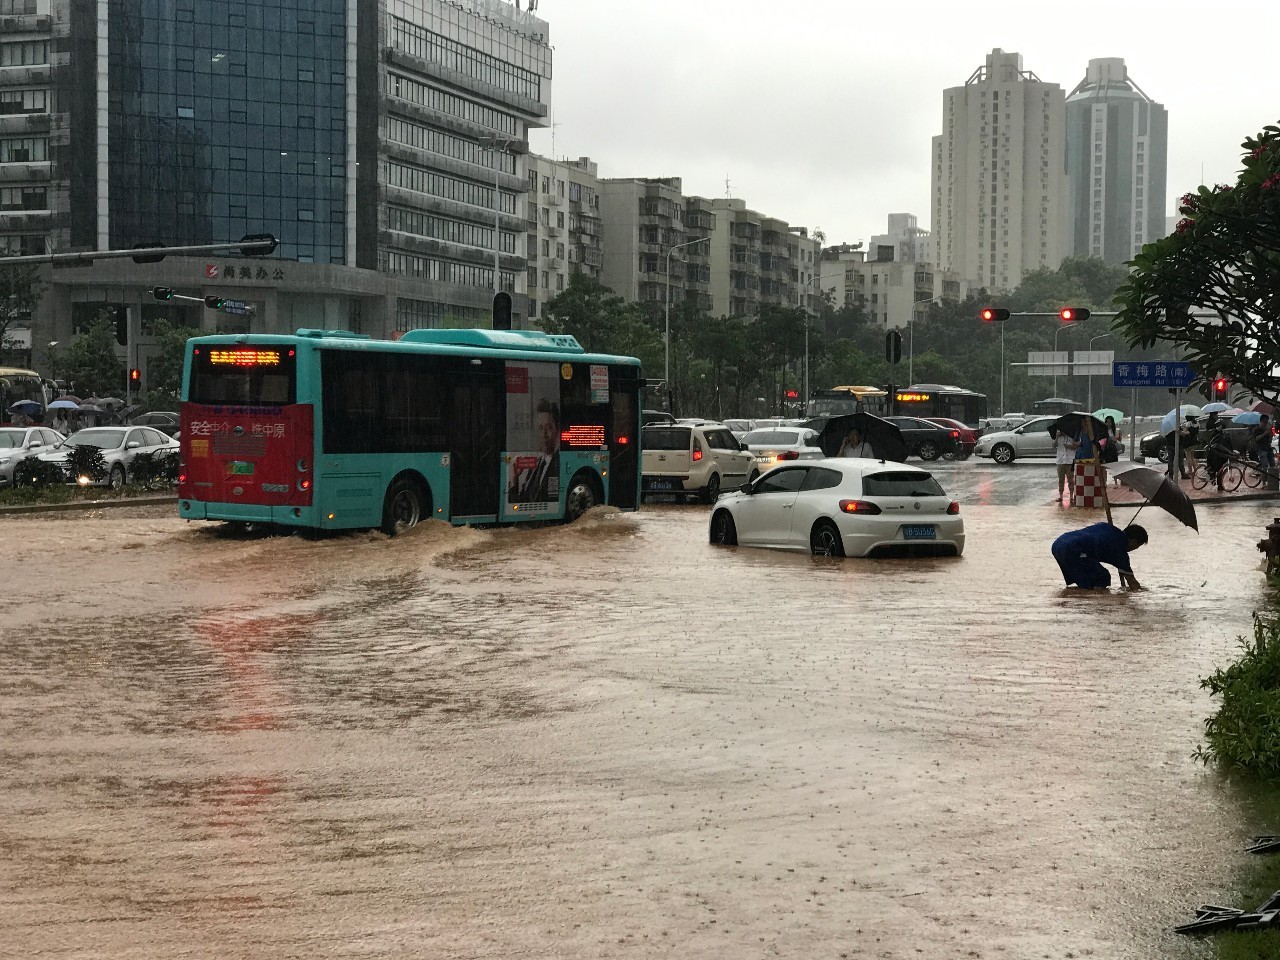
189 346 297 406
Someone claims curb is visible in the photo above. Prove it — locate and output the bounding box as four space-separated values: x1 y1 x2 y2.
0 495 175 516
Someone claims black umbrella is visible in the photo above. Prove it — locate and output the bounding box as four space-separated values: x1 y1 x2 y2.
813 412 908 463
1109 462 1199 532
1049 412 1109 441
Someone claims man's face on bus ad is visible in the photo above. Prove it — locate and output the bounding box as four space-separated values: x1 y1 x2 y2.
536 410 557 456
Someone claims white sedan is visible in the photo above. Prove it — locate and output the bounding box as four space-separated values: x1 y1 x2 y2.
972 416 1059 463
0 426 65 488
708 458 964 558
39 426 179 489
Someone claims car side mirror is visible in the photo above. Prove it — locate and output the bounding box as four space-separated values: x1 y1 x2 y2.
127 441 141 449
740 442 749 452
739 483 753 494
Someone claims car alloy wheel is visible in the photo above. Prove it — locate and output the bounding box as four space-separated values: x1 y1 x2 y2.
810 520 845 557
709 510 737 546
918 441 939 461
992 443 1015 465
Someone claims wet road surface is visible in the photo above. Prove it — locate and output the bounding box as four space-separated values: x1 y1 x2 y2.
3 460 1276 958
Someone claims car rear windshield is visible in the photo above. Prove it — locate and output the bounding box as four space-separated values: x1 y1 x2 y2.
863 471 945 497
743 430 798 445
642 426 691 450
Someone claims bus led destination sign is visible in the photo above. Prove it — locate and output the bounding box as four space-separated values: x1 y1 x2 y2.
209 349 281 367
896 392 932 402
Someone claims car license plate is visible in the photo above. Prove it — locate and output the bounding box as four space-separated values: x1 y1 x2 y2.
902 524 936 540
228 461 254 476
647 479 674 490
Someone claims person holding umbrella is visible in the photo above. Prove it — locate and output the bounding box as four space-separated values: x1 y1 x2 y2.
1051 522 1147 590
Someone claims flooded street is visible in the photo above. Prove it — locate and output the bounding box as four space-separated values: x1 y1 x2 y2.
3 461 1276 958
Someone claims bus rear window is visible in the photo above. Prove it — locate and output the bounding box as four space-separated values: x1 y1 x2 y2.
189 346 297 405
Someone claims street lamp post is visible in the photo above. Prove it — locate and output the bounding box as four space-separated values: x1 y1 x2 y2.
1049 323 1080 399
664 236 710 411
478 135 513 299
907 295 938 386
1087 332 1112 411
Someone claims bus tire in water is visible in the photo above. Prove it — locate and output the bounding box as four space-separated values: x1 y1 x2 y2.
381 474 429 536
709 510 737 546
810 520 845 557
992 443 1015 465
564 470 601 522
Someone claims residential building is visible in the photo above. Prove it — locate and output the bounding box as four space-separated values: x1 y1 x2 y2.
2 0 552 374
867 213 930 265
524 154 601 320
931 48 1069 293
597 176 686 308
1065 57 1168 263
818 241 970 331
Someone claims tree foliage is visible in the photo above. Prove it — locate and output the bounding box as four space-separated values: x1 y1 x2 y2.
47 315 125 397
0 265 45 355
1115 123 1280 401
144 318 196 404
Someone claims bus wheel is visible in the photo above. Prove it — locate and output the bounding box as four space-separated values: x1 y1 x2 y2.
564 471 601 522
382 476 426 536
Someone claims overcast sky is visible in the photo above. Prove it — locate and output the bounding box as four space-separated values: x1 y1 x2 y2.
526 0 1280 247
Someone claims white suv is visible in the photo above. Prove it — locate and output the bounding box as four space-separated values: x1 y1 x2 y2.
642 423 757 503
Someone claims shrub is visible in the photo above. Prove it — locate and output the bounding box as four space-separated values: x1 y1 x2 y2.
64 445 107 483
12 456 67 487
1195 615 1280 779
129 450 178 489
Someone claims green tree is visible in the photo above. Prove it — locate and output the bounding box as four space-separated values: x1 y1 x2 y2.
542 272 664 391
1115 123 1280 401
48 315 125 397
144 318 196 405
0 265 45 358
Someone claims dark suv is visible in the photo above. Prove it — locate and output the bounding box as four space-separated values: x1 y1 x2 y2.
883 417 963 461
127 411 180 436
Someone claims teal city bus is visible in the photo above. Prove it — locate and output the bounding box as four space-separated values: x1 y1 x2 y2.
178 327 643 534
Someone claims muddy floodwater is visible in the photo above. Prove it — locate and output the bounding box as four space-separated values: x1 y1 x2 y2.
3 467 1278 958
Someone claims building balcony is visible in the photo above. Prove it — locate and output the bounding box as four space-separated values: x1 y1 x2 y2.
543 192 562 206
684 291 714 313
549 257 564 269
0 161 51 182
0 111 52 135
582 247 602 267
0 64 51 87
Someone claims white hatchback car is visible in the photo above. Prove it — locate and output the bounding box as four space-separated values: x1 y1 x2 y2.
642 422 757 503
708 458 964 558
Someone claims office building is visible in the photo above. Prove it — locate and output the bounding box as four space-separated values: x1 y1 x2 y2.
0 0 552 373
1065 57 1168 263
931 48 1069 293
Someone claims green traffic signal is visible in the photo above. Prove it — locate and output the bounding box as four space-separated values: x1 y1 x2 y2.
151 286 174 301
203 295 226 309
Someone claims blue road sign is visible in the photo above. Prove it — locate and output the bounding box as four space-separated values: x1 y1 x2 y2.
1112 360 1195 389
221 299 248 316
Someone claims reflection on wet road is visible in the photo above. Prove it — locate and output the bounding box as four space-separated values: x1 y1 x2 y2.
2 462 1275 957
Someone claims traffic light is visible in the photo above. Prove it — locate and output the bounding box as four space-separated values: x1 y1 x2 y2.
151 286 174 301
785 389 799 399
492 291 512 331
885 330 902 364
204 295 225 309
1059 307 1091 322
114 305 128 345
1213 377 1229 402
129 368 141 387
979 307 1010 322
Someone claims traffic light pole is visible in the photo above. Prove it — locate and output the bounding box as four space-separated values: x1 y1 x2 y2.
0 235 276 268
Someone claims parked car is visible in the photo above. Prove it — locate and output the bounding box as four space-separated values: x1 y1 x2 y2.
883 416 962 461
708 458 964 558
924 417 980 459
740 427 825 474
723 418 754 440
0 426 65 488
641 422 757 503
127 410 180 436
39 426 180 489
1140 416 1256 464
1139 431 1169 462
973 416 1060 463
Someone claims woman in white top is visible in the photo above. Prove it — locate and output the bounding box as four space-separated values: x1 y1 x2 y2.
838 426 876 458
1052 426 1078 505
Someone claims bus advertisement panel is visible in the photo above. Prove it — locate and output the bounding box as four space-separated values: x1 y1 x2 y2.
178 328 642 535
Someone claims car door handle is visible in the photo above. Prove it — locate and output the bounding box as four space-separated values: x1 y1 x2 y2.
782 504 793 509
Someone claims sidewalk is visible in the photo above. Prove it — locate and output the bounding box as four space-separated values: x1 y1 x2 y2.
1107 462 1280 507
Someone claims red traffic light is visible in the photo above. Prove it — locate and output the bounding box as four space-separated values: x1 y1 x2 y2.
1059 307 1091 322
129 368 141 384
785 389 799 399
979 307 1010 322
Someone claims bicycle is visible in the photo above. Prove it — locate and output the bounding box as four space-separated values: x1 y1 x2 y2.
1191 458 1243 492
1239 455 1273 490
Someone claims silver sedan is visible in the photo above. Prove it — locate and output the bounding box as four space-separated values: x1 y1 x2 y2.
0 426 65 487
740 427 825 476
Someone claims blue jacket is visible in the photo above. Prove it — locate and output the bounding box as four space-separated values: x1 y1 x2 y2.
1051 522 1132 573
